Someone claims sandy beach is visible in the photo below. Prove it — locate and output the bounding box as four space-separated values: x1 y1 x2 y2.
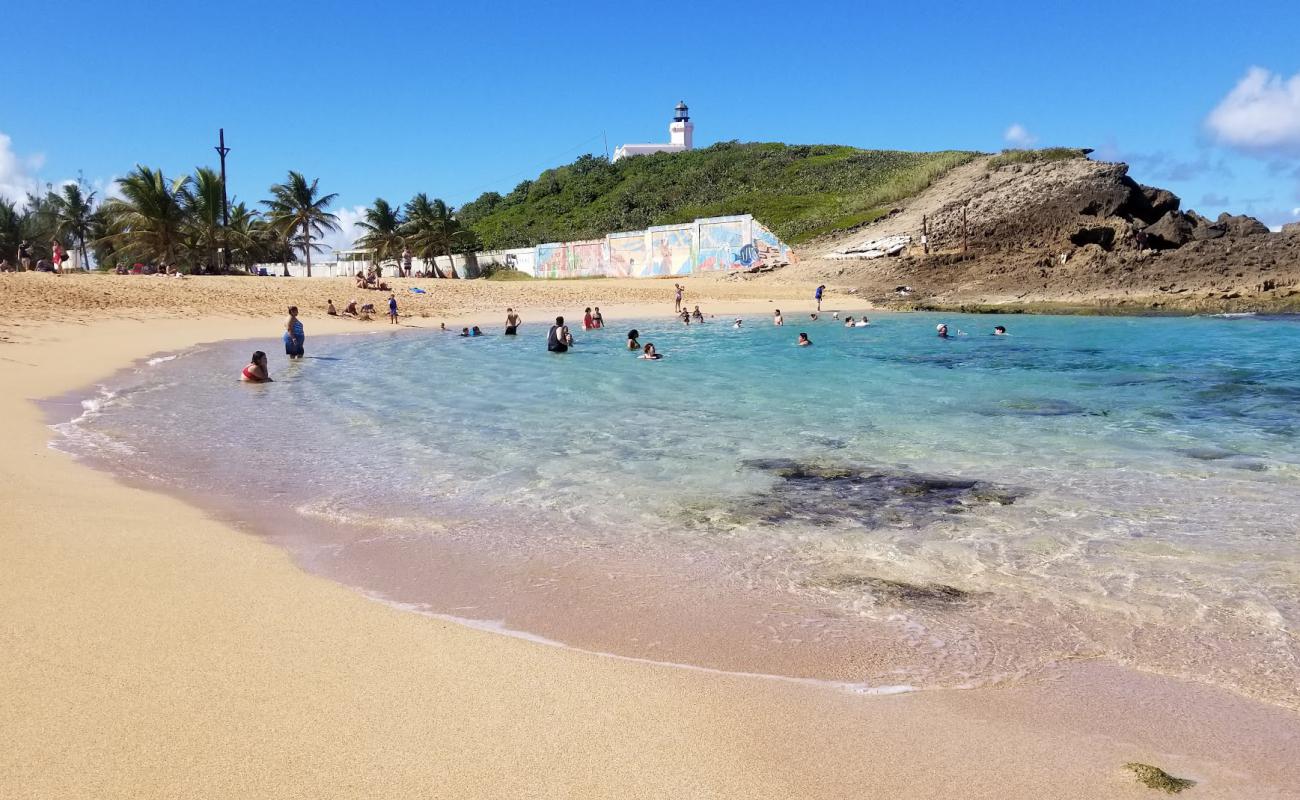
3 276 1299 799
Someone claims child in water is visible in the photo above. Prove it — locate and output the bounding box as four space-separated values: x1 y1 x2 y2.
797 332 812 346
640 343 662 360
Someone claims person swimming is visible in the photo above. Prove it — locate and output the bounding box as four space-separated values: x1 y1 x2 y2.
627 329 640 350
547 316 573 353
733 318 743 328
471 326 482 337
240 351 272 383
797 332 812 346
993 325 1008 336
937 323 950 339
460 327 470 337
773 309 784 326
844 316 855 327
640 343 662 360
855 317 871 327
810 312 819 321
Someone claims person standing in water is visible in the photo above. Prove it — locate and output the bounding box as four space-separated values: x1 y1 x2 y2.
674 283 684 312
505 308 522 335
593 307 605 328
547 316 573 353
640 343 662 360
937 323 951 339
797 332 812 346
814 284 825 311
240 351 272 382
627 329 640 350
582 308 595 330
284 307 305 359
773 309 784 326
992 325 1008 336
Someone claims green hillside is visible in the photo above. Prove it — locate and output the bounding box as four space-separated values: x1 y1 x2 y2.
458 142 978 250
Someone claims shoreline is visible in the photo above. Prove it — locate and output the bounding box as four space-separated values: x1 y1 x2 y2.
4 311 1300 798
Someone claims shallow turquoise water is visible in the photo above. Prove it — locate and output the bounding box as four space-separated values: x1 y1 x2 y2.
58 311 1300 706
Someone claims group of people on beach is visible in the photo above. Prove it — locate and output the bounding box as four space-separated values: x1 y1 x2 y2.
0 239 67 273
242 283 1011 382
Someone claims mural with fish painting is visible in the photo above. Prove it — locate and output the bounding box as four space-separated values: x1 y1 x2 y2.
696 216 749 272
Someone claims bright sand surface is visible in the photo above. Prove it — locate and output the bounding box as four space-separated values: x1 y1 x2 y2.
3 276 1299 798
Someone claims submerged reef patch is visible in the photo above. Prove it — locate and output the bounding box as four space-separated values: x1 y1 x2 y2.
1124 763 1196 794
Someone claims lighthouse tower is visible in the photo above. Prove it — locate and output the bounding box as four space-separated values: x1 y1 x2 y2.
669 101 694 149
612 101 697 161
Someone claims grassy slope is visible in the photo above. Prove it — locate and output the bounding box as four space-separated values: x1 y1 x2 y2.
459 142 978 249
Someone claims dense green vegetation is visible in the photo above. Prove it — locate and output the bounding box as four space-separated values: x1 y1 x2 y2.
987 147 1089 170
458 142 978 248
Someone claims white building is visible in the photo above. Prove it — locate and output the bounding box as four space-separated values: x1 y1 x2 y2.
612 101 694 161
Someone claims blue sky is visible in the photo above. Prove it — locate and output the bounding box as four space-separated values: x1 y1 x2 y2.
3 0 1299 249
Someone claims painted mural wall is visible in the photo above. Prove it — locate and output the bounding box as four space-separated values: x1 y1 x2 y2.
477 214 793 279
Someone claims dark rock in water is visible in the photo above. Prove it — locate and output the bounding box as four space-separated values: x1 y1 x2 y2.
821 574 970 606
736 459 1025 529
1124 763 1195 793
985 398 1088 417
1179 446 1239 461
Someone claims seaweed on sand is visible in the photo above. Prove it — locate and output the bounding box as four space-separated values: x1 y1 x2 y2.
1124 763 1196 794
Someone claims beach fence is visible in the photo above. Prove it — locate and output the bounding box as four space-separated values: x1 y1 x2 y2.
275 214 794 279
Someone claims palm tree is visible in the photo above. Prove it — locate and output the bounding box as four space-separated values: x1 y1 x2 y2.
46 183 98 270
403 193 462 278
262 171 339 277
0 199 23 262
182 167 225 272
354 198 405 272
225 202 264 272
100 167 191 266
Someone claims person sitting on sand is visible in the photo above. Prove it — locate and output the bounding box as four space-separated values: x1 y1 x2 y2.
0 258 13 272
593 307 604 328
797 332 812 347
547 316 573 353
284 307 305 359
993 325 1008 336
937 323 950 339
241 351 272 383
359 302 375 320
691 305 704 323
627 329 640 350
582 307 595 330
505 308 521 335
327 299 338 316
640 343 662 360
471 326 483 337
343 299 358 316
355 271 368 289
387 293 398 324
773 309 784 326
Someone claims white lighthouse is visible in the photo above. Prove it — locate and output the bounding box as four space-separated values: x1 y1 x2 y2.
613 101 696 161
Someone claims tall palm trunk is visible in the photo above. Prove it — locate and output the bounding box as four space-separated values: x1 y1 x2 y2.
304 224 312 278
444 249 458 279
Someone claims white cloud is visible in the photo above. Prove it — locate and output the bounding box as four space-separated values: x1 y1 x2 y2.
0 132 41 205
1206 67 1300 154
1003 123 1038 147
319 204 366 255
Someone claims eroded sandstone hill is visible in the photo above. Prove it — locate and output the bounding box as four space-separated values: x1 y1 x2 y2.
762 154 1300 312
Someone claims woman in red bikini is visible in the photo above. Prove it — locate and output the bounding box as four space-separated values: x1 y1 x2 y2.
240 351 272 383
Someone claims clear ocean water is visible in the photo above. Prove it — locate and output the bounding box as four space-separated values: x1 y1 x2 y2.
54 311 1300 706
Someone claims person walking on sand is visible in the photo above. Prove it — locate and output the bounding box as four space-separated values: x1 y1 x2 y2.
18 240 31 271
387 293 398 324
505 308 522 335
51 240 65 273
674 283 684 313
547 316 574 353
284 306 306 359
240 351 273 383
814 284 825 311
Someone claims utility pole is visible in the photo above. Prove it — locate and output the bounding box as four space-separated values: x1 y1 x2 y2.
215 129 231 272
921 214 929 255
603 130 609 161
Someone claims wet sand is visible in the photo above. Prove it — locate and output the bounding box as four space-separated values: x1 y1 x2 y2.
3 295 1299 798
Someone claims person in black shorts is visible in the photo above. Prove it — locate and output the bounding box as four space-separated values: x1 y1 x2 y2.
505 308 521 335
547 316 573 353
